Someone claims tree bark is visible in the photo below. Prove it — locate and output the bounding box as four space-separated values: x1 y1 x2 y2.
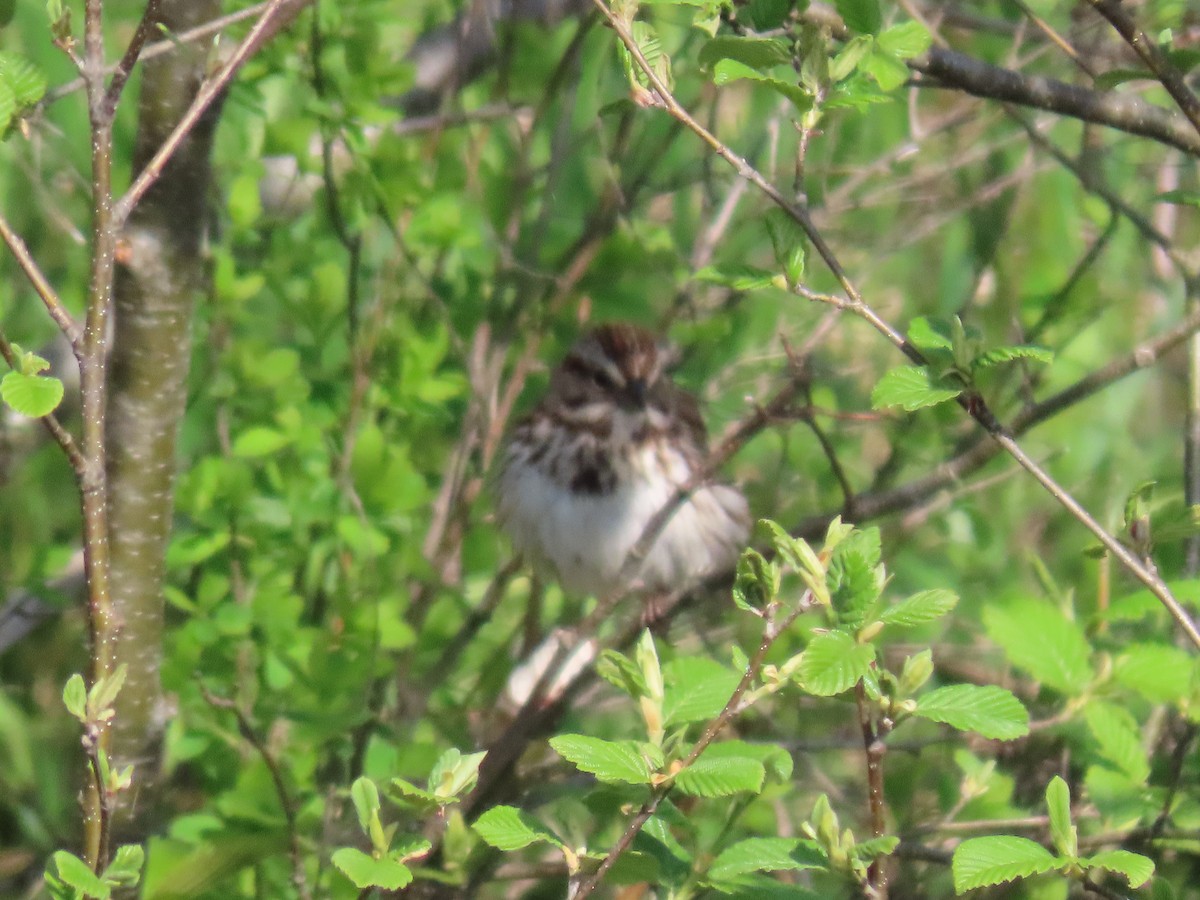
106 0 222 833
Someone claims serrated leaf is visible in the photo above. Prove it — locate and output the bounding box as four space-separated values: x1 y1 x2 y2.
48 851 110 898
835 0 881 33
798 631 874 696
973 345 1053 369
663 657 742 725
1045 776 1076 858
879 589 957 627
597 648 650 698
871 365 961 411
702 740 794 782
1 370 64 417
876 21 931 59
331 847 412 890
1084 702 1149 783
549 734 657 785
699 36 791 71
983 602 1092 694
711 58 812 110
1113 643 1194 703
708 837 827 880
906 316 954 352
862 48 909 91
0 52 46 106
473 805 563 850
951 836 1057 891
674 754 764 797
102 845 144 886
1084 849 1154 887
914 684 1029 740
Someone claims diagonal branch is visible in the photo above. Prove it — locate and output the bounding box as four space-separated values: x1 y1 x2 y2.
0 212 80 340
102 0 164 117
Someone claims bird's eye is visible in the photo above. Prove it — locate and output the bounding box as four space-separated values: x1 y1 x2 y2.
590 369 616 390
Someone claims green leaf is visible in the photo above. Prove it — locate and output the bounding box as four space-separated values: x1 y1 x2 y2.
1113 643 1194 703
101 845 144 887
733 549 777 611
428 748 487 799
330 848 412 890
1 370 64 417
231 426 291 457
973 345 1054 369
708 837 827 880
699 36 791 71
700 740 794 782
694 264 777 291
47 851 111 899
744 0 792 31
798 631 874 696
1045 776 1076 858
914 684 1029 740
879 589 957 627
983 602 1093 694
835 0 881 33
861 48 910 91
1084 849 1154 887
829 35 873 82
711 58 813 110
906 316 953 353
350 777 381 833
674 754 764 797
871 366 962 411
876 21 931 59
663 657 742 726
549 734 658 785
88 664 127 720
0 52 46 106
1084 702 1150 783
62 674 87 721
598 648 650 698
952 835 1058 891
473 805 564 850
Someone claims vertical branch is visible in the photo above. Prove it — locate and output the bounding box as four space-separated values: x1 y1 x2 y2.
855 681 890 899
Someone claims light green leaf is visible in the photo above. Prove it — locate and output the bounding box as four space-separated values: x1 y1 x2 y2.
62 674 87 721
330 848 412 890
698 36 791 71
1113 643 1194 703
350 777 381 832
694 264 777 291
1045 776 1076 858
983 602 1093 694
952 835 1058 891
829 35 873 81
429 748 487 799
549 734 657 785
1084 849 1154 887
708 837 827 880
879 589 958 627
1 370 64 417
1084 702 1149 783
663 657 742 726
473 805 563 851
47 851 111 898
673 754 764 797
973 345 1054 369
798 631 874 696
711 58 813 110
0 52 47 106
871 365 961 411
102 845 144 887
914 684 1029 740
876 21 931 59
231 426 291 458
906 316 953 352
835 0 881 34
862 48 910 91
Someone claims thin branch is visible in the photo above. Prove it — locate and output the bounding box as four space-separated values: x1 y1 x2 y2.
0 211 80 339
200 686 312 900
0 331 85 473
101 0 164 118
1088 0 1200 140
855 681 890 899
592 0 1200 650
113 0 310 225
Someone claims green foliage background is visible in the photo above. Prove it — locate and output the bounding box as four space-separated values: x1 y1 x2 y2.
2 0 1199 897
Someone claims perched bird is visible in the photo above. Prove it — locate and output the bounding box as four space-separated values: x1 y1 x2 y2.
497 323 749 598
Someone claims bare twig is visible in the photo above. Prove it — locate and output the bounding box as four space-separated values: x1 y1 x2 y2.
114 0 309 225
0 212 79 339
102 0 164 117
